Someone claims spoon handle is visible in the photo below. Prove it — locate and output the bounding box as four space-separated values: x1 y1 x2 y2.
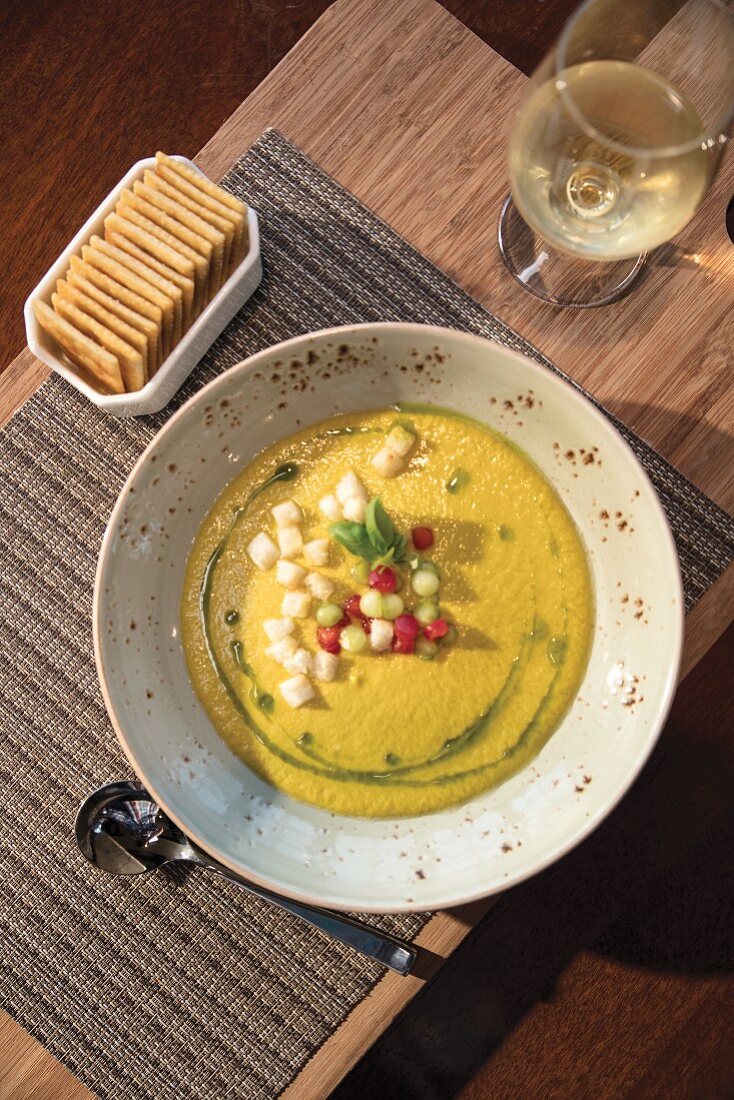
205 863 417 975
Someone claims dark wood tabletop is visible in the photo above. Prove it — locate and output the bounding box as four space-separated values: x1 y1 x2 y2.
1 2 732 1098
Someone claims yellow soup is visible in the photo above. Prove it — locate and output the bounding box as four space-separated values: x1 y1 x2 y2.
181 406 593 816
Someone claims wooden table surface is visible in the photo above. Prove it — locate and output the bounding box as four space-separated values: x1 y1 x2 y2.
1 1 732 1097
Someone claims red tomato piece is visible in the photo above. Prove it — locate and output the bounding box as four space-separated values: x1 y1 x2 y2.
411 526 434 550
424 618 449 641
317 626 342 653
394 613 420 638
369 566 397 593
344 594 363 618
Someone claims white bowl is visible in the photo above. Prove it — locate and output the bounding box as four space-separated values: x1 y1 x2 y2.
94 323 683 912
24 156 262 417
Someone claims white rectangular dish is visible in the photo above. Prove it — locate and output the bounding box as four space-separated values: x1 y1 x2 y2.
24 156 262 417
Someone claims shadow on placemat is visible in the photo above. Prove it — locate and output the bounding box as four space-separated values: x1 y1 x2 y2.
605 401 734 499
334 627 734 1100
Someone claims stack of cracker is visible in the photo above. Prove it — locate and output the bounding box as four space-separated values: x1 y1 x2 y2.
33 153 249 395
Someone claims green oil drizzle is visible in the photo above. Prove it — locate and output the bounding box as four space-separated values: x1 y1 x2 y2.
499 524 514 541
547 635 568 667
198 442 576 790
232 640 273 713
292 635 530 781
325 409 416 439
531 616 549 642
198 461 406 783
199 462 299 726
201 501 561 787
446 467 470 494
293 643 566 789
319 425 381 438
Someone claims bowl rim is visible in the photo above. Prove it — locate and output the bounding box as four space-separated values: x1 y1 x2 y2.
94 321 685 912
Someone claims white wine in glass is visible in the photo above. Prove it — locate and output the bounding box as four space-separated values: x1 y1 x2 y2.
499 0 734 307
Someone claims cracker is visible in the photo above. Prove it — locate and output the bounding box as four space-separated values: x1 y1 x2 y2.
143 169 233 277
105 211 196 280
155 151 246 214
116 201 208 317
120 189 214 273
52 293 146 392
154 156 247 266
33 299 124 394
81 243 175 357
56 279 149 379
89 235 184 344
104 216 195 330
68 256 163 365
66 268 161 370
131 182 223 297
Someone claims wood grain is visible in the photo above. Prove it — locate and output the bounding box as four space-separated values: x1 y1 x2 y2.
0 1013 93 1100
1 0 732 1097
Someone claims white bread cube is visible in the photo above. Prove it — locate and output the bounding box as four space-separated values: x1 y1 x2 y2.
304 538 330 567
386 426 416 457
312 650 339 682
272 499 303 528
246 531 279 571
276 559 307 589
265 636 299 665
370 618 394 652
281 590 311 618
342 496 367 523
278 525 303 560
283 647 313 676
279 674 315 709
371 446 404 478
319 494 342 521
263 617 295 643
336 471 368 504
305 572 335 601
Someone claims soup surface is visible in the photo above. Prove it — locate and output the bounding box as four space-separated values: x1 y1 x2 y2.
181 406 593 816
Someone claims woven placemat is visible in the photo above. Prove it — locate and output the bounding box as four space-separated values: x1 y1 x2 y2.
1 129 732 1100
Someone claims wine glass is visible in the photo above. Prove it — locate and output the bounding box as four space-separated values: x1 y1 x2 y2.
498 0 734 308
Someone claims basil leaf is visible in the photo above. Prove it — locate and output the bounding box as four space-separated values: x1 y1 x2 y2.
365 498 395 555
392 533 408 562
333 499 408 565
329 521 377 560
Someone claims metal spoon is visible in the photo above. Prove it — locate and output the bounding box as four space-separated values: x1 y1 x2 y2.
75 780 416 976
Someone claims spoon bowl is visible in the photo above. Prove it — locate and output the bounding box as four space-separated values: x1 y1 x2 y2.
75 780 197 875
76 781 417 975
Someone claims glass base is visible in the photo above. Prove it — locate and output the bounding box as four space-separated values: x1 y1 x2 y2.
497 196 646 308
